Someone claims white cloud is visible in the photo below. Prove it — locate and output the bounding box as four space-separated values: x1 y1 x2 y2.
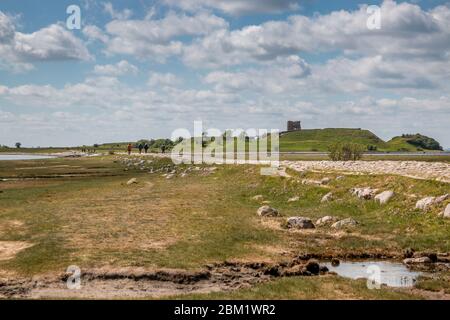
148 72 181 87
0 11 91 72
83 25 109 43
102 2 133 20
104 11 228 61
163 0 299 15
93 60 138 76
182 1 450 67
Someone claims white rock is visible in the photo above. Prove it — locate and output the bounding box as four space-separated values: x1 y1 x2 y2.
435 194 449 204
316 216 338 226
126 178 137 185
351 187 378 200
257 206 279 217
286 217 315 229
331 218 359 229
415 196 435 211
252 195 264 201
443 204 450 218
321 192 333 203
320 177 331 185
374 190 394 205
287 196 300 203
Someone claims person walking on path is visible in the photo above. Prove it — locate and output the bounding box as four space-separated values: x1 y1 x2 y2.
138 143 144 154
144 143 149 153
127 143 132 155
161 145 166 154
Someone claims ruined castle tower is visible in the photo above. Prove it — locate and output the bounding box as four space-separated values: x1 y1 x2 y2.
287 121 301 131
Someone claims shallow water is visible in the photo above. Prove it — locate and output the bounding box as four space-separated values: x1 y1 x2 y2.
0 154 55 161
324 261 421 288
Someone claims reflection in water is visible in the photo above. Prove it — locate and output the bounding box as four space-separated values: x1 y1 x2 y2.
324 261 421 288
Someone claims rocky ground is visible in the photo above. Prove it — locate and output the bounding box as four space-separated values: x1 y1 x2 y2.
283 160 450 183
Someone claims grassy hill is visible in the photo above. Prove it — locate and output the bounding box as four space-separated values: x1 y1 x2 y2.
279 128 440 152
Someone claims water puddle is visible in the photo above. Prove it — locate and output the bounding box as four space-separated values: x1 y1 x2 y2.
324 260 421 288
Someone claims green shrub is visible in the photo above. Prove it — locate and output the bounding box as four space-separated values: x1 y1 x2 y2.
328 142 364 161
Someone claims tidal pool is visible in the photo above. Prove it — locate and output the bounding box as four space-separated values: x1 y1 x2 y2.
324 261 421 288
0 154 55 161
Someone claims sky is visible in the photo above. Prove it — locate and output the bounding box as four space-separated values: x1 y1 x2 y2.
0 0 449 148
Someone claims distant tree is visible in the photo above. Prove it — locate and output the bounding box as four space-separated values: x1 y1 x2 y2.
15 142 21 148
93 144 99 148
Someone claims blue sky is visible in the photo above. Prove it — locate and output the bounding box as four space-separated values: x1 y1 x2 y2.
0 0 449 147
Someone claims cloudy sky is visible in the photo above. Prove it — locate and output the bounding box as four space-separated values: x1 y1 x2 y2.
0 0 449 148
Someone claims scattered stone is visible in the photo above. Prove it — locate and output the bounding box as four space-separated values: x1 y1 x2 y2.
252 195 264 201
415 196 435 211
316 216 338 226
435 194 449 204
257 206 279 217
443 204 450 219
305 259 320 275
301 179 322 186
126 178 137 185
261 201 271 204
404 248 415 258
331 258 340 267
320 177 331 185
374 190 394 205
336 176 344 181
321 192 333 203
351 187 378 200
286 217 315 229
331 218 359 229
403 257 432 264
287 196 300 203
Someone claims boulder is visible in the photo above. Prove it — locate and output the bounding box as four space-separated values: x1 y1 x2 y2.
415 196 435 211
331 218 359 229
321 192 333 203
443 204 450 219
257 206 279 217
374 190 394 205
316 216 338 226
126 178 137 185
287 196 300 203
286 217 315 229
351 187 378 200
304 259 320 275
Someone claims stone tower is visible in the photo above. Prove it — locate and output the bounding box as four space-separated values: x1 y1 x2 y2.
287 121 301 132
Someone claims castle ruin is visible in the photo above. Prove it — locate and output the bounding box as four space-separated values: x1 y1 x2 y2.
287 121 301 132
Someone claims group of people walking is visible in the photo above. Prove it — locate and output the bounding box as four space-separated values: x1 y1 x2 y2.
126 143 167 155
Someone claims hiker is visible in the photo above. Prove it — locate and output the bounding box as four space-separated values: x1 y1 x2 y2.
138 143 144 154
161 145 166 154
144 143 149 153
127 143 132 155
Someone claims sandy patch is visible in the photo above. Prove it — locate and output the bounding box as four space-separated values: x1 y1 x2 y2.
0 241 33 260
